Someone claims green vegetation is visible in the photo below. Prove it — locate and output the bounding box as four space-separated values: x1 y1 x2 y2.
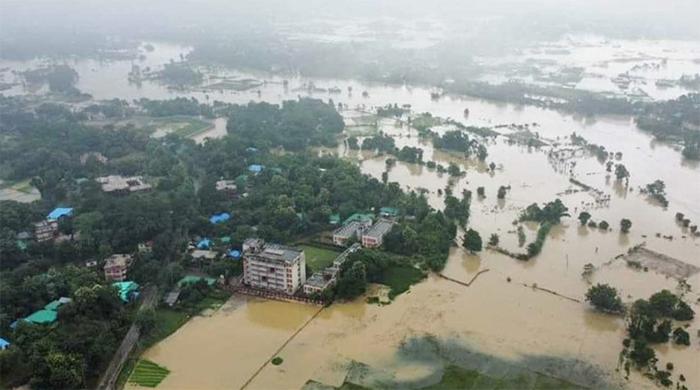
520 199 570 224
578 211 591 225
141 308 190 348
271 356 284 366
334 250 427 301
299 244 341 272
642 179 669 207
462 229 483 253
423 365 584 390
227 98 344 150
158 62 203 87
585 284 624 314
620 219 632 233
145 116 212 138
1 95 434 388
128 359 170 387
381 265 425 299
619 289 694 387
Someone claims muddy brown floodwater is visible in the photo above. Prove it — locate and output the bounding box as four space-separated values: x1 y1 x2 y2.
135 112 699 389
2 42 697 390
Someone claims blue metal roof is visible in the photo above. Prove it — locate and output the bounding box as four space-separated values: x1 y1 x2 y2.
209 212 231 224
47 207 73 220
248 164 264 173
0 338 10 350
227 249 241 259
196 238 212 249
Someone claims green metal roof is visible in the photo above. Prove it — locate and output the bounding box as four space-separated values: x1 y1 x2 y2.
44 300 61 311
220 236 231 243
25 309 57 325
344 213 374 225
178 275 216 287
380 207 399 216
113 281 140 302
16 240 28 251
329 214 341 224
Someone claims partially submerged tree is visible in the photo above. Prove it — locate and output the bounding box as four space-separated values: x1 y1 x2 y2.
620 218 632 233
578 211 591 225
585 283 624 314
462 229 483 253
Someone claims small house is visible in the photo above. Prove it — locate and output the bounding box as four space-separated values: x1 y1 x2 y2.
196 238 212 250
248 164 264 174
47 207 73 221
209 212 231 224
103 254 134 282
0 338 10 350
361 219 395 248
113 281 140 302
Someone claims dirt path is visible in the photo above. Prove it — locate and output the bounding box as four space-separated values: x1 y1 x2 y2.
96 286 158 390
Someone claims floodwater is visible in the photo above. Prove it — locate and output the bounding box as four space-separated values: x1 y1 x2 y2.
2 42 699 389
477 35 700 101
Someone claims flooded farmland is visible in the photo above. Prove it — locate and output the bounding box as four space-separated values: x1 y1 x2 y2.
3 41 699 390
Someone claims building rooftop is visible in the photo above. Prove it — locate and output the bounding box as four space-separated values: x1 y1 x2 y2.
47 207 73 221
209 212 231 224
364 219 394 239
44 297 72 311
344 213 374 225
380 207 399 217
261 244 302 263
305 272 334 289
215 180 237 192
248 164 264 174
191 249 217 260
178 275 217 287
24 309 58 325
113 281 139 302
334 221 361 238
104 254 132 269
196 238 212 249
96 175 152 193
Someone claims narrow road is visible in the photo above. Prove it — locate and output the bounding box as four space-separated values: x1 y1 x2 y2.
96 286 158 390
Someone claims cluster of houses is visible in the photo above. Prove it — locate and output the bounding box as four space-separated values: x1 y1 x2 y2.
331 207 398 248
31 207 74 243
238 207 399 297
96 175 152 194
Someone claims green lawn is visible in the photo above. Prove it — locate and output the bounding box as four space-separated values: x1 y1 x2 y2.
128 359 170 388
379 265 426 299
299 244 341 272
146 116 212 138
141 308 190 349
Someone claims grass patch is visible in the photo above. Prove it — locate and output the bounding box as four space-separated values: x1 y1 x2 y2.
146 116 212 138
128 359 170 388
141 308 190 349
379 265 426 299
299 244 341 272
271 356 284 366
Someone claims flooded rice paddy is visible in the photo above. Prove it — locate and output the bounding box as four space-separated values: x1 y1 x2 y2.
2 42 699 389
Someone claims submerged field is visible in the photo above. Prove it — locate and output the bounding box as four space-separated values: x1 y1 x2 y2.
4 41 697 390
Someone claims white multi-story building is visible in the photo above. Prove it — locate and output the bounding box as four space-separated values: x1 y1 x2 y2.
332 221 363 246
361 219 394 248
242 239 306 295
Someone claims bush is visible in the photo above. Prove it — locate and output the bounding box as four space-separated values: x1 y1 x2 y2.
271 357 283 365
672 327 690 346
585 284 624 313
